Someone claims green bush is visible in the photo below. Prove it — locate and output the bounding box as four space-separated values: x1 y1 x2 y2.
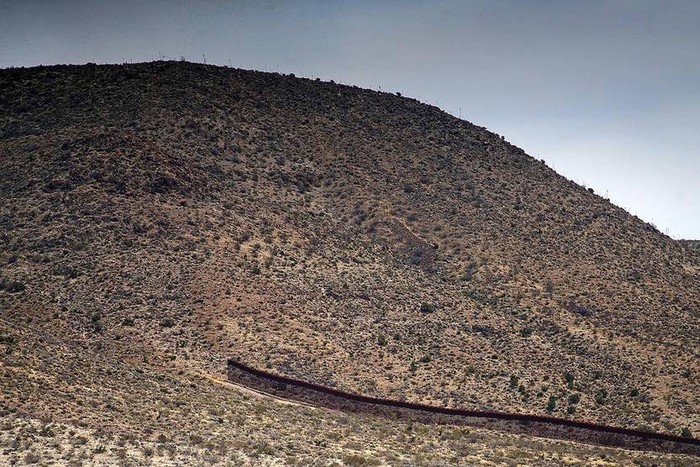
90 314 104 334
91 320 104 334
563 371 574 389
0 334 16 345
510 375 519 389
595 389 608 405
0 278 25 293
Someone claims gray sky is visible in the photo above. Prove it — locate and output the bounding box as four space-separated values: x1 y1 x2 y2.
2 0 699 238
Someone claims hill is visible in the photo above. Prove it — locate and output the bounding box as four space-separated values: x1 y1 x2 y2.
1 61 698 465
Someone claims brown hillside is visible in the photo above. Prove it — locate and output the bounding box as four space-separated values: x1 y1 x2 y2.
681 240 700 252
1 61 698 464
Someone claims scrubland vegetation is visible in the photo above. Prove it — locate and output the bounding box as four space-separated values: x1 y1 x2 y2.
1 61 698 464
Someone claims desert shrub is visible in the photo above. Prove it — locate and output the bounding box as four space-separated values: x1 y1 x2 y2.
253 441 275 456
681 427 692 438
629 388 639 397
568 393 580 405
161 318 175 328
518 384 529 400
122 317 135 326
8 280 25 293
90 314 104 334
509 375 519 389
563 371 574 389
409 248 427 265
23 452 40 464
91 320 104 334
461 263 477 281
0 334 15 345
419 303 436 314
595 389 608 405
54 265 80 279
546 395 557 412
376 334 387 346
544 280 554 295
566 302 593 317
0 278 25 293
472 324 493 335
343 453 381 466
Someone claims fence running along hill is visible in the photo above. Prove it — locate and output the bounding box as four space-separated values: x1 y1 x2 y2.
227 358 699 456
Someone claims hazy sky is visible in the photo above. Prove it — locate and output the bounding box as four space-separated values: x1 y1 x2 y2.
2 0 699 238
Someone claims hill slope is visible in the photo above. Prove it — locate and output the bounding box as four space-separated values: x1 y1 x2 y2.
1 61 698 464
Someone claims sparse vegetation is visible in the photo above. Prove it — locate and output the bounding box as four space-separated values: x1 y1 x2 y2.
90 314 104 334
564 371 575 389
595 389 608 405
23 452 40 464
510 375 519 389
343 453 382 466
1 61 698 465
0 278 25 293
